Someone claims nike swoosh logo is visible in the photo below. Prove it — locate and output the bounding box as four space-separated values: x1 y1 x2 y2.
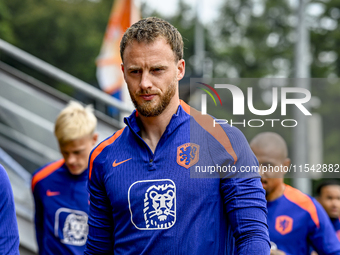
46 190 60 196
112 158 132 167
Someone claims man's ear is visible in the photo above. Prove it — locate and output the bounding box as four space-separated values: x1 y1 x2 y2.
281 158 291 178
121 63 127 81
177 59 185 81
283 158 291 167
92 133 98 146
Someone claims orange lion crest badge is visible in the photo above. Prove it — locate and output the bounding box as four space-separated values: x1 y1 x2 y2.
177 143 199 169
275 215 293 235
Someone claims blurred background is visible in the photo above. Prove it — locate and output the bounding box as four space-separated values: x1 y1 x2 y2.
0 0 340 253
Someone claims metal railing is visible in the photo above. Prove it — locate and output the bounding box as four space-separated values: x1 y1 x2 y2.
0 38 134 114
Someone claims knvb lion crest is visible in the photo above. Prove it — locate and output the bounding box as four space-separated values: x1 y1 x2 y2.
275 215 293 235
177 143 199 169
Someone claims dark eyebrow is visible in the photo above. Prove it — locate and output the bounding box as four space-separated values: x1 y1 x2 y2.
151 65 167 69
127 66 142 71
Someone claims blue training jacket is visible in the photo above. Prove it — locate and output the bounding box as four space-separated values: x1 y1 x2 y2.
268 185 340 255
32 160 89 255
85 100 270 255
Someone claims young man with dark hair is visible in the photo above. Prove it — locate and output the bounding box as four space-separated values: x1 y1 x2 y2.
85 17 270 254
316 180 340 240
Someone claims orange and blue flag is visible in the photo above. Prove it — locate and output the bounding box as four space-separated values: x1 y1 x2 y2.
96 0 140 100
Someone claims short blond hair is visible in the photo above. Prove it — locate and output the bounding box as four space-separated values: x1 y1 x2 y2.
54 101 97 145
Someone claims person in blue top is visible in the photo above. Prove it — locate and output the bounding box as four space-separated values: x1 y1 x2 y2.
31 101 98 255
0 163 19 255
250 132 340 255
316 180 340 240
84 17 270 255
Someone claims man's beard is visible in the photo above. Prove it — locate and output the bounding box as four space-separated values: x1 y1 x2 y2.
129 77 177 117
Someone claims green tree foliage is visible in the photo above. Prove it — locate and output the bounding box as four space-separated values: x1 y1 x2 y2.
0 0 15 44
1 0 113 85
308 1 340 166
310 1 340 78
211 0 295 78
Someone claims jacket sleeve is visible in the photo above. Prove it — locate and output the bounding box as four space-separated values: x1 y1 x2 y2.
84 156 114 255
308 199 340 255
219 127 271 254
0 164 20 255
221 177 270 254
32 176 44 254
